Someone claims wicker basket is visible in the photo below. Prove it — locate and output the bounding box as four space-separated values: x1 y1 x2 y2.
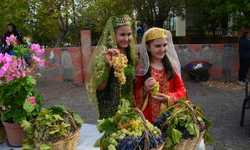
33 111 81 150
134 108 164 150
0 125 7 144
162 100 205 150
174 131 204 150
99 108 164 150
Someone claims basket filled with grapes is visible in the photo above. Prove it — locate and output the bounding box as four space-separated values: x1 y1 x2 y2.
94 99 165 150
21 104 84 150
153 99 214 150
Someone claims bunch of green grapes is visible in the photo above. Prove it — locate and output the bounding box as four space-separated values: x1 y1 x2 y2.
151 82 159 96
110 53 128 85
145 120 162 137
106 119 163 149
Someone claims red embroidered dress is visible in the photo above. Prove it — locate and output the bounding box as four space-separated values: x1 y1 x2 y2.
133 66 187 123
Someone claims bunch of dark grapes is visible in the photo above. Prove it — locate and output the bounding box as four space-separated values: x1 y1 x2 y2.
153 112 171 133
117 136 139 150
198 122 206 132
177 126 191 140
117 132 164 150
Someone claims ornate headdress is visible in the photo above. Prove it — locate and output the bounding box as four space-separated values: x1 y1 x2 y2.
136 27 181 77
111 15 132 28
146 28 167 41
85 15 138 103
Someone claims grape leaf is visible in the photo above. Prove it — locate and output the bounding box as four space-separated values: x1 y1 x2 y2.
73 112 84 125
121 98 130 112
100 138 110 149
204 132 214 144
203 117 212 129
171 128 182 144
174 117 178 125
193 124 200 137
121 115 130 121
50 104 67 114
100 119 117 134
197 116 203 122
37 142 51 150
94 135 104 147
187 122 195 135
164 137 173 148
21 121 34 138
53 114 64 121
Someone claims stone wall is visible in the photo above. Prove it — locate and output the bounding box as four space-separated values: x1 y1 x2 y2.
37 30 242 83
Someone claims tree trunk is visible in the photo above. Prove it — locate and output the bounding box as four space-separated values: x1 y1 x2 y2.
55 14 69 47
55 30 68 48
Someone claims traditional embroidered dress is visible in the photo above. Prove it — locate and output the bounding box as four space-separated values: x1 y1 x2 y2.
85 15 138 119
133 27 187 123
133 66 187 123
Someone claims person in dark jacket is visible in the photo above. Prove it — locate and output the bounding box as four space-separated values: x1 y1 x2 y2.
238 32 250 84
1 23 23 54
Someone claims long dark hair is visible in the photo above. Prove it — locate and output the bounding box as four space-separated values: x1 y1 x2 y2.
5 23 17 37
4 23 23 45
143 39 176 82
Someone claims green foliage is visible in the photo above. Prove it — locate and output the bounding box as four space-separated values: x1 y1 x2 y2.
128 0 186 28
189 0 250 35
21 104 84 150
0 75 43 124
0 42 44 124
159 98 214 150
0 0 29 35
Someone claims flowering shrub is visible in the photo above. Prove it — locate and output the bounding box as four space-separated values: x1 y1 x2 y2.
0 35 45 124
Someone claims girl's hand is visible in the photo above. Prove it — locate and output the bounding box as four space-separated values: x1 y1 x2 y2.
151 93 169 102
103 49 120 66
144 77 156 93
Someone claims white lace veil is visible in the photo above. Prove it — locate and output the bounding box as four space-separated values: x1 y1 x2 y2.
136 27 181 77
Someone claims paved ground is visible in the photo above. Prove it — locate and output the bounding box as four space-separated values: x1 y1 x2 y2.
35 77 250 150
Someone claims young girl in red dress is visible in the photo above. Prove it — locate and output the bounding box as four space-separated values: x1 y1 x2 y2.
133 27 188 123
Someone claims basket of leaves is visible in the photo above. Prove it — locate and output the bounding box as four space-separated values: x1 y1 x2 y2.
95 99 164 150
21 104 84 150
153 99 214 150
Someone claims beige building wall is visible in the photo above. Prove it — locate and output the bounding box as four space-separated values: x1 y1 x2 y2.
176 16 186 36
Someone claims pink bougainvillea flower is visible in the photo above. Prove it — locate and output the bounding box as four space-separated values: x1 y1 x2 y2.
6 76 14 83
32 56 44 67
3 53 12 63
30 44 40 51
34 48 44 56
38 60 44 67
0 63 10 77
31 44 44 56
26 96 36 105
6 35 17 46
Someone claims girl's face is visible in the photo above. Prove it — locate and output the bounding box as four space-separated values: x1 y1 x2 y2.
115 26 132 51
7 25 13 32
147 38 168 61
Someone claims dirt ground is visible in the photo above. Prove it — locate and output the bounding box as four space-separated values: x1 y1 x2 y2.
35 77 250 150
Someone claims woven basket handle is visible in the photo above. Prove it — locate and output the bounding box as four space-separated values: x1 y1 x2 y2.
63 110 78 130
133 108 150 150
174 100 198 125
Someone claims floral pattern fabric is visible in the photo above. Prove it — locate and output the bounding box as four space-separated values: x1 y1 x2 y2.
133 66 187 123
